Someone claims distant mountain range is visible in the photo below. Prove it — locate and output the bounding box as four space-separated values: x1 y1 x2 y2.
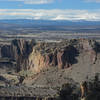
0 19 100 33
0 19 100 27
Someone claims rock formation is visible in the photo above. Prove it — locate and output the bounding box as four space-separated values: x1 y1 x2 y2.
0 39 99 74
80 81 88 99
0 39 100 100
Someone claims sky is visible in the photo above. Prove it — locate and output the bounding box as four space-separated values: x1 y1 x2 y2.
0 0 100 20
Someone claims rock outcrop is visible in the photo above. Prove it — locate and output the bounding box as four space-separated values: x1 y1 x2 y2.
27 39 99 73
0 39 99 73
0 39 100 100
28 41 79 73
10 39 34 72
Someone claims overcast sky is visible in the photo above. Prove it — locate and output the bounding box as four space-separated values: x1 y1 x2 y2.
0 0 100 20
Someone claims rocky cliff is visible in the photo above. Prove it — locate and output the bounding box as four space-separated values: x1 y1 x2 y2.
17 39 99 73
0 39 99 74
0 39 100 100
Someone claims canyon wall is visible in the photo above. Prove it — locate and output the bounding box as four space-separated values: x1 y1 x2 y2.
0 39 99 73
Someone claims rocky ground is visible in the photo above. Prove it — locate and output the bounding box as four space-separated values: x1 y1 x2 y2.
0 38 100 100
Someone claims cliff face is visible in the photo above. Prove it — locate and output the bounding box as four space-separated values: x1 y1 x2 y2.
27 39 99 73
10 39 34 72
0 39 99 73
28 41 79 73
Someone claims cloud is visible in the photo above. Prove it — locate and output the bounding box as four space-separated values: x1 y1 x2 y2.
84 0 100 3
0 9 100 21
2 0 55 4
24 0 54 4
